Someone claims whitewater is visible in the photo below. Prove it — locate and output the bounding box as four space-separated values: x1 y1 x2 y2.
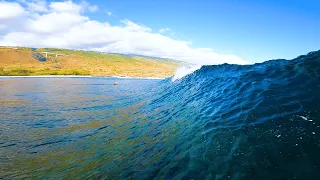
172 65 202 81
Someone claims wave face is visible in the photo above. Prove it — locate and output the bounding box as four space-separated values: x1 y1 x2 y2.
144 51 320 179
1 51 320 179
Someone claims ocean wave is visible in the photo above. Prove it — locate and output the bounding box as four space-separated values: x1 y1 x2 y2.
150 50 320 179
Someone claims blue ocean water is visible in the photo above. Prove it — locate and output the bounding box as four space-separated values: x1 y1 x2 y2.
1 51 320 179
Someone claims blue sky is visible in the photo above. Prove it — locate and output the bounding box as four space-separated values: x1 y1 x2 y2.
0 0 319 64
87 0 320 62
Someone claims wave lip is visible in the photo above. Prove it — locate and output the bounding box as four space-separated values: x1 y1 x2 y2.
172 65 202 81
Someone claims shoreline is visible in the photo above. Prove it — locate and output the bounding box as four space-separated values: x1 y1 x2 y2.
111 76 165 80
0 75 166 80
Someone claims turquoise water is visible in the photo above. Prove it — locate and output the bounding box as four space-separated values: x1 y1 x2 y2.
1 51 320 180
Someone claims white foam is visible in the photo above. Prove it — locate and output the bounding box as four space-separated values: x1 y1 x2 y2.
172 65 202 82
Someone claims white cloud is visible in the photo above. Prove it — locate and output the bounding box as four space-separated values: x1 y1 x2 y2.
88 5 98 12
0 24 7 30
0 1 25 19
159 28 170 33
49 0 82 14
0 0 248 65
106 11 112 16
79 0 98 13
120 19 152 32
24 0 48 12
25 12 88 34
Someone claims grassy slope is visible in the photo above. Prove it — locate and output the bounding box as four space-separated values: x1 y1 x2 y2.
0 47 182 78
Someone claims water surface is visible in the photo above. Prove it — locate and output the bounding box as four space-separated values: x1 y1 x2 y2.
1 51 320 179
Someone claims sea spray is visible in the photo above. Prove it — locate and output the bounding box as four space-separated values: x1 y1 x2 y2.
172 65 202 81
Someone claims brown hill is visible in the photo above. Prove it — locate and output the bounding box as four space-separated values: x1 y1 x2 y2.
0 47 181 78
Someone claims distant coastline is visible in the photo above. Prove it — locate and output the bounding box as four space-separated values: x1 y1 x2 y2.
0 46 182 78
0 75 165 79
111 76 165 80
0 75 92 78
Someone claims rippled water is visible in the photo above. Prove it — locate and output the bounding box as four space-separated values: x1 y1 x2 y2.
0 77 161 179
1 51 320 180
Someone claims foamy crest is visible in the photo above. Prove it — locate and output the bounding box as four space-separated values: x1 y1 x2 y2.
172 65 202 82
